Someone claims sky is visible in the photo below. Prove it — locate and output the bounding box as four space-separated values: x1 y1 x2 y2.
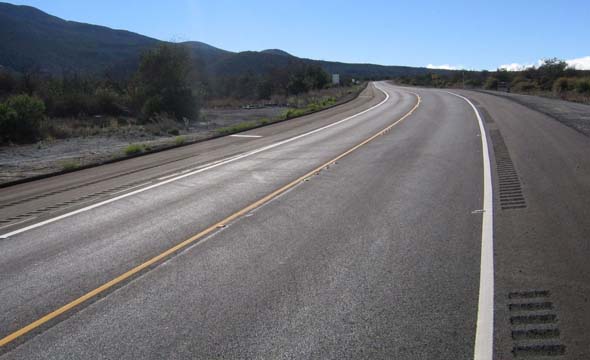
6 0 590 70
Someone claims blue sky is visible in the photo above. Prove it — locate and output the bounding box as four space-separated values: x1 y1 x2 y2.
6 0 590 70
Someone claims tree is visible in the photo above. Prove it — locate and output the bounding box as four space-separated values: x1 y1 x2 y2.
286 64 330 95
304 65 330 90
256 79 273 100
133 44 199 121
537 58 568 90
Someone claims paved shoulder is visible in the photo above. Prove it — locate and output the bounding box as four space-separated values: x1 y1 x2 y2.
458 90 590 359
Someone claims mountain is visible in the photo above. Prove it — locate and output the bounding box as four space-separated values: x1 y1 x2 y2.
208 51 301 77
0 2 453 78
261 49 294 57
0 2 158 75
183 41 233 64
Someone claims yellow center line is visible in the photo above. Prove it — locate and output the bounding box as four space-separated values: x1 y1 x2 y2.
0 90 421 348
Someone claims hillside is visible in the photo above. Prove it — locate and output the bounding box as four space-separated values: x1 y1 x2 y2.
0 2 158 74
0 2 452 78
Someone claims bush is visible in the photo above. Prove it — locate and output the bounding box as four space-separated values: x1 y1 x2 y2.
50 92 93 117
140 96 164 119
575 78 590 94
60 160 80 171
553 77 573 96
124 143 144 155
282 108 307 119
94 87 125 115
0 103 18 142
484 77 499 90
174 135 186 145
512 80 538 92
0 94 45 143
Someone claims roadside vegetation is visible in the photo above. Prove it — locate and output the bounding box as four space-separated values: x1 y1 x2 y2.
0 44 198 145
394 58 590 104
214 89 360 136
123 143 145 156
59 159 81 171
0 43 352 146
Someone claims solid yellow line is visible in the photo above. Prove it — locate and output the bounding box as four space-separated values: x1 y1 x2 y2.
0 91 421 347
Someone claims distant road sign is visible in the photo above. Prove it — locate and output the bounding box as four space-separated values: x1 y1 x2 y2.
332 74 340 85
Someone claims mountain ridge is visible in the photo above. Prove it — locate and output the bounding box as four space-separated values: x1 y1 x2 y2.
0 2 453 78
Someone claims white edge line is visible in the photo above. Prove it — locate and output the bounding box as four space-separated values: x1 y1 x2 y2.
110 182 153 195
446 91 494 360
1 83 391 239
157 173 181 181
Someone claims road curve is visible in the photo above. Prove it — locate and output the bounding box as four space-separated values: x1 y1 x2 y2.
0 82 588 359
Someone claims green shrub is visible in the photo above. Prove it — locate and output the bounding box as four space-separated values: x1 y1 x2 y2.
484 77 499 90
512 81 538 92
0 103 18 143
124 143 144 155
282 108 307 119
553 77 573 95
60 160 80 171
140 95 164 119
575 78 590 94
321 97 337 107
7 94 45 121
94 87 124 115
464 79 483 87
50 92 93 117
174 135 186 145
1 94 45 143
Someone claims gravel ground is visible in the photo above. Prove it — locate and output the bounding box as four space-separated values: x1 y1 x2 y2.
0 107 288 184
477 90 590 136
200 107 287 126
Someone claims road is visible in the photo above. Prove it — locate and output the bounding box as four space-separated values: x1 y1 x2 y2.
0 82 588 359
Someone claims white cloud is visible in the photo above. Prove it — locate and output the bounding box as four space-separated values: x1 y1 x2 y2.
499 56 590 71
498 62 535 71
426 64 461 70
566 56 590 70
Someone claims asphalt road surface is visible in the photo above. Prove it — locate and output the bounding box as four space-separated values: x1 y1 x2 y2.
0 82 588 359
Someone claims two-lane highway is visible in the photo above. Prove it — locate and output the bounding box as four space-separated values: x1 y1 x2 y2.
0 82 588 359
